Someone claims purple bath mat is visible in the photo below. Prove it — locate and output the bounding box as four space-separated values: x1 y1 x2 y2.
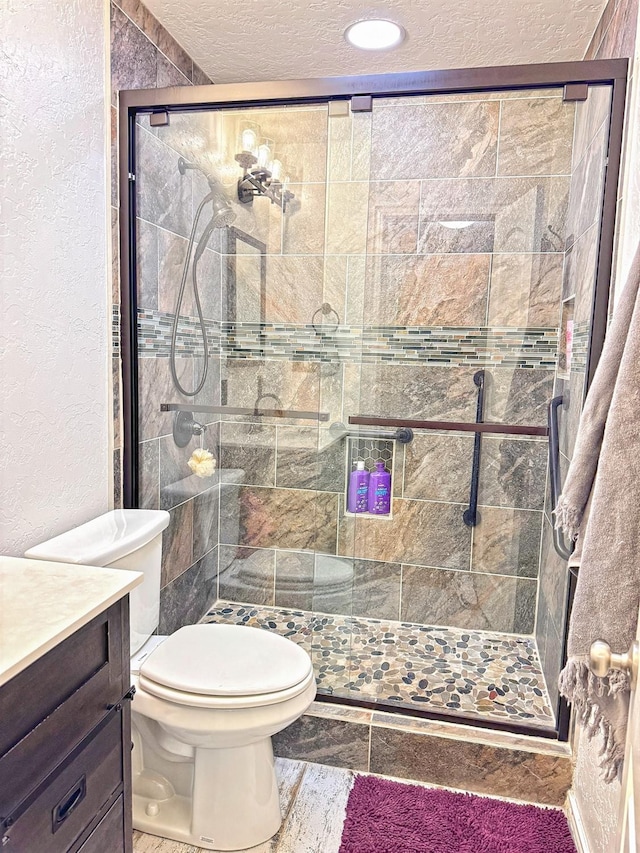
338 775 576 853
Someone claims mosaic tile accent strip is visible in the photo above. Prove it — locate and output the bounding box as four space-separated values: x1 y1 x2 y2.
137 309 221 356
358 326 558 368
203 601 556 729
112 304 121 355
571 320 589 372
138 309 559 370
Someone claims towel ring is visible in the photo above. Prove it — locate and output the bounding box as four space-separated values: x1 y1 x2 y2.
312 302 340 333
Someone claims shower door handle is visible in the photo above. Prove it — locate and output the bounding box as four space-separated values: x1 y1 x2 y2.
590 640 639 687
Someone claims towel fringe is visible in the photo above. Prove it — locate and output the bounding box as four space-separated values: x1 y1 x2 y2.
553 497 582 540
559 659 628 782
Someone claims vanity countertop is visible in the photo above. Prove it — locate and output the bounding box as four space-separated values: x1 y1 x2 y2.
0 556 142 688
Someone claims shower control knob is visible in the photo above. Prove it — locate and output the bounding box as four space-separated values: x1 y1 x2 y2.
589 639 639 686
173 411 207 447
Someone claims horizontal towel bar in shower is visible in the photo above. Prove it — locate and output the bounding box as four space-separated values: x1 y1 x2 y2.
348 415 548 437
161 403 330 421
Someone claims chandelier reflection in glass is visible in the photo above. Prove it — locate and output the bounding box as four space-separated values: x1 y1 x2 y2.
235 126 296 213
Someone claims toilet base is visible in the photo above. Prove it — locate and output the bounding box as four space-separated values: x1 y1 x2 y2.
133 736 282 851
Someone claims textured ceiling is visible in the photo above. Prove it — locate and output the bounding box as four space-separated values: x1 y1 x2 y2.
143 0 606 85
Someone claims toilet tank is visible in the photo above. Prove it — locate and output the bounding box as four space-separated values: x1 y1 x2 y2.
25 510 170 655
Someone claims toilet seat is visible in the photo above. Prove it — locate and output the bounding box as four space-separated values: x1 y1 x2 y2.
138 623 314 708
138 667 315 709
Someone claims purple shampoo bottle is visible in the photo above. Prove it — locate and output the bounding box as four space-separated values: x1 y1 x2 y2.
348 461 370 513
368 461 391 514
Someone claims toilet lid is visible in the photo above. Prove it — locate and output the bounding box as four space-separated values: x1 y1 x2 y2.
139 624 313 697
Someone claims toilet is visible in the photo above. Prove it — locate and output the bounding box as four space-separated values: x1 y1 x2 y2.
25 509 316 851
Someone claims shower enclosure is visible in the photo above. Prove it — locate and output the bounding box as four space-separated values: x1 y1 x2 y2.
119 60 627 739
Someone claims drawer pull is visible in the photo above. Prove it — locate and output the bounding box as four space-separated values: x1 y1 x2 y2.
107 685 136 711
52 776 86 831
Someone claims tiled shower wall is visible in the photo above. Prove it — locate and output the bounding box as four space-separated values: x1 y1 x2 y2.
134 112 225 633
109 0 215 629
133 90 587 640
216 92 574 639
534 84 613 712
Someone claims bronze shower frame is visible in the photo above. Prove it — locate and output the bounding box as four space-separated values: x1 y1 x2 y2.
119 58 629 741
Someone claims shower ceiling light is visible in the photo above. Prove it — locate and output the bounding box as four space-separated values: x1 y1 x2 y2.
345 19 405 51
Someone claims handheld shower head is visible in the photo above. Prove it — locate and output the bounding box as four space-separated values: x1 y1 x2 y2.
209 188 236 229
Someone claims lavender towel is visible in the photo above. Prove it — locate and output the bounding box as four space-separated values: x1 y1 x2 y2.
556 244 640 782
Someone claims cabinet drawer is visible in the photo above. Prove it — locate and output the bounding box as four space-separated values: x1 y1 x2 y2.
2 708 123 853
0 600 128 819
76 795 125 853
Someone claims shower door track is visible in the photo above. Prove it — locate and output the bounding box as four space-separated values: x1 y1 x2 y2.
119 57 629 744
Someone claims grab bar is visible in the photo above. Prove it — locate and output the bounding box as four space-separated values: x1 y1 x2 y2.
548 395 574 562
462 370 485 527
330 422 414 444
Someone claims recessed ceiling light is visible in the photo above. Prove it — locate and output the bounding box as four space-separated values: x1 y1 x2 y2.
345 19 405 51
440 221 476 230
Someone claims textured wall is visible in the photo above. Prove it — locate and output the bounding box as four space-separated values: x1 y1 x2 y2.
142 0 605 84
0 0 110 554
569 2 640 850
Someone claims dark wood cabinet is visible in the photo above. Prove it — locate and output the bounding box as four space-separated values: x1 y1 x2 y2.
0 599 133 852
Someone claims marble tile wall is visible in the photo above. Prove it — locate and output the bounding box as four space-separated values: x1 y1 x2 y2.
110 0 218 631
534 83 613 712
272 703 573 806
584 0 639 61
128 87 583 643
205 91 576 639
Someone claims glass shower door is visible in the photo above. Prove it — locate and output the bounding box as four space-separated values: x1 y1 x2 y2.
130 78 614 734
333 84 612 727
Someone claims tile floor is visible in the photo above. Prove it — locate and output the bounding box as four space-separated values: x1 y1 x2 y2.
133 759 350 853
203 601 556 729
133 758 569 853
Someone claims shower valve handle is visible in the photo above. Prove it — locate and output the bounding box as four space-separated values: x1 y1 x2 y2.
173 411 207 447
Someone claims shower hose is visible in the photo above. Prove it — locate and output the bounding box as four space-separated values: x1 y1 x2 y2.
169 189 217 397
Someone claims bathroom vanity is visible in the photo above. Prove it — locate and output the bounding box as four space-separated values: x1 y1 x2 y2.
0 557 142 852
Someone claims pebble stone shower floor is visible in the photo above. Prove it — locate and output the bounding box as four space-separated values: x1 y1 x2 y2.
203 601 556 729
